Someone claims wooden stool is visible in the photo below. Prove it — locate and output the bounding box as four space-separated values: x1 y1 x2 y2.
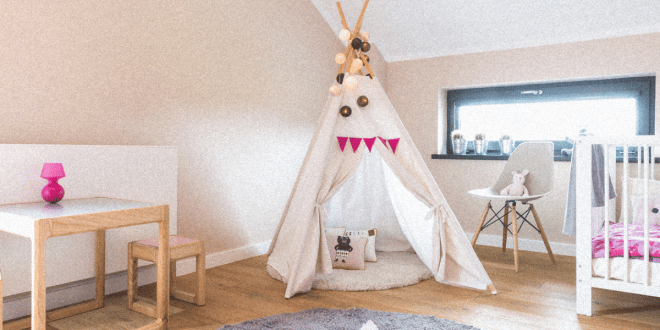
128 236 205 316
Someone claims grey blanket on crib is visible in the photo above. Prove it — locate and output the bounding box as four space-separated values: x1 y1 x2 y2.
563 144 617 236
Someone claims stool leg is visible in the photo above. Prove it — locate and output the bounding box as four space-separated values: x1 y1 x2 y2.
196 246 206 306
127 243 138 310
530 204 556 263
511 201 519 272
170 260 177 298
471 202 491 247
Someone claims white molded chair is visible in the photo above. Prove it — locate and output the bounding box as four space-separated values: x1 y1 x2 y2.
468 141 556 272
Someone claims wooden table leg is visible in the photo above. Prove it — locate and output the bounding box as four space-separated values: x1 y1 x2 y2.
155 206 170 327
32 220 49 330
95 230 106 309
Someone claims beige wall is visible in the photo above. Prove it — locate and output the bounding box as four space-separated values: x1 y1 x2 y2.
7 0 656 263
386 33 660 247
1 1 357 255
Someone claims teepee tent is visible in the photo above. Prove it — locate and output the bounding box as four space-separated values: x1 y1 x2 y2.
266 0 495 299
266 75 496 298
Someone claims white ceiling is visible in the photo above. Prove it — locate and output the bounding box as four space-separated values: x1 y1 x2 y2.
311 0 660 62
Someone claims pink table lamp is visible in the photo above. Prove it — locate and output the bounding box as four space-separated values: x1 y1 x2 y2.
41 163 65 203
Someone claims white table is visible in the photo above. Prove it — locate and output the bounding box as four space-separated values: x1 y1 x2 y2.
0 198 170 330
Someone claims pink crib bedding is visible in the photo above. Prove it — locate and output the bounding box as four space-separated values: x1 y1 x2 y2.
592 222 660 261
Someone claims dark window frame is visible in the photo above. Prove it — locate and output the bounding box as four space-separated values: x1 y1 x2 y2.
445 76 656 156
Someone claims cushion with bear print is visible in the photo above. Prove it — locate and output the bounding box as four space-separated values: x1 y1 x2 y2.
324 226 346 236
345 229 378 262
326 235 368 270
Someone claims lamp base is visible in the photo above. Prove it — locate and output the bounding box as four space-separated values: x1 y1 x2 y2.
42 179 65 204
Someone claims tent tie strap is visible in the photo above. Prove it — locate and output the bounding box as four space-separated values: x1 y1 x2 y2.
315 203 329 224
425 204 448 224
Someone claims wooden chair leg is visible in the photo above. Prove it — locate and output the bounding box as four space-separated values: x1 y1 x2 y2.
511 202 519 272
502 202 509 252
530 204 556 263
170 260 177 298
471 202 491 247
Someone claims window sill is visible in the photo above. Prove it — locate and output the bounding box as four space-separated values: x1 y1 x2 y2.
431 151 571 162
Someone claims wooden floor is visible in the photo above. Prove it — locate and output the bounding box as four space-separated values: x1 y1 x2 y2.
126 245 660 330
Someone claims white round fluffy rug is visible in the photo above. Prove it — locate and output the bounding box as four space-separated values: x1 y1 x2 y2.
311 251 433 291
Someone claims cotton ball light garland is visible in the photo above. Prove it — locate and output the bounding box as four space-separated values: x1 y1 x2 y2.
360 31 369 41
340 105 352 117
351 38 362 50
336 73 345 84
344 75 358 90
329 85 341 96
361 41 371 53
357 95 369 107
351 59 363 70
348 59 362 74
334 53 346 65
338 29 351 41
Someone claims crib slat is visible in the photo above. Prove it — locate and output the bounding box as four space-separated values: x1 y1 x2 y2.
604 143 611 280
643 145 650 286
637 145 642 178
623 144 630 284
575 139 594 316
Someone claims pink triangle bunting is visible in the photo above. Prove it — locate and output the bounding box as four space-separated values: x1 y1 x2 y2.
378 136 387 147
337 136 348 152
363 137 376 152
349 137 362 153
388 138 400 154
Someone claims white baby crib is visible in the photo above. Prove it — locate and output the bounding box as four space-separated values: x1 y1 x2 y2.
575 135 660 316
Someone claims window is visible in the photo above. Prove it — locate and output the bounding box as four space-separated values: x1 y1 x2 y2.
446 76 656 156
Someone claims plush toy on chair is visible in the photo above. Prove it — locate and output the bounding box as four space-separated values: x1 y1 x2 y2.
500 170 529 197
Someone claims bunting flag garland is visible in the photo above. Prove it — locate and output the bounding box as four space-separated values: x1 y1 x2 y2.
388 138 400 154
336 136 399 154
363 137 376 152
349 137 362 153
337 136 349 152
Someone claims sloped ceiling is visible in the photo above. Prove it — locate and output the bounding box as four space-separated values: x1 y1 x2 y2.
311 0 660 62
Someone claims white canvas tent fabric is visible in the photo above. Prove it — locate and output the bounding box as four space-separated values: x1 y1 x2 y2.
267 75 493 298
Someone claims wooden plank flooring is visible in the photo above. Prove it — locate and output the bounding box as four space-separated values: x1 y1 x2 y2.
127 245 660 330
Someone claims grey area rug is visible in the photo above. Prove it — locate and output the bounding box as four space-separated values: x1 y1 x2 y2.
218 308 481 330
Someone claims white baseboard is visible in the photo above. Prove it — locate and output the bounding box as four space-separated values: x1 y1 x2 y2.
467 232 576 257
174 240 272 275
2 240 272 321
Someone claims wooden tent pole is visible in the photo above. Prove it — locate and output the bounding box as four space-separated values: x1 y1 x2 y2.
335 0 375 79
336 2 350 31
353 0 370 37
359 52 375 78
337 47 353 76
